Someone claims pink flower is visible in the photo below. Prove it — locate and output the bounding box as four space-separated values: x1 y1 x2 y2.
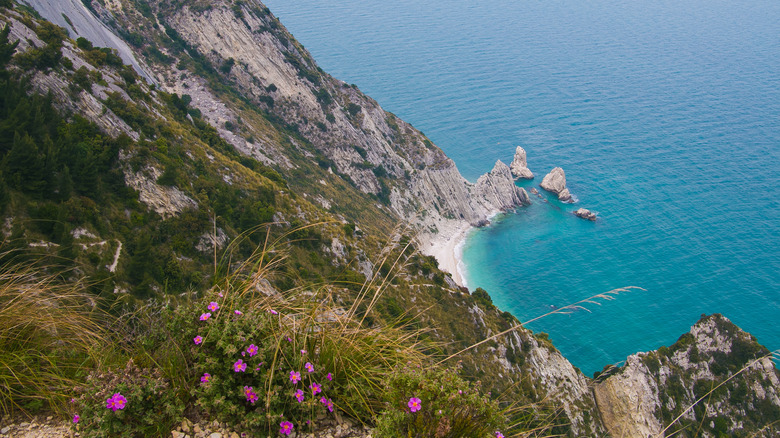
234 310 242 315
326 372 333 381
279 421 294 435
495 432 505 438
234 359 247 372
294 389 304 403
268 309 278 315
286 337 292 342
207 301 219 312
326 399 334 412
408 397 421 413
289 370 301 384
304 362 314 372
320 396 328 404
310 382 321 395
194 335 203 344
200 312 211 321
106 393 127 411
244 386 258 404
246 344 258 357
300 349 307 355
72 414 79 423
201 373 211 383
218 292 223 297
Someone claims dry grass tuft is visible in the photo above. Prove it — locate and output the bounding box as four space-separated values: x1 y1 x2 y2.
0 256 109 416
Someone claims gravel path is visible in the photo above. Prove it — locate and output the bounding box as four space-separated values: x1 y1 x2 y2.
0 415 373 438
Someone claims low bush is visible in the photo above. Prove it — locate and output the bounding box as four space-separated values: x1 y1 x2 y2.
374 366 507 438
73 361 185 438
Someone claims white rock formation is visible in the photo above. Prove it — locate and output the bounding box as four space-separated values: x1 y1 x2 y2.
540 167 573 202
574 208 596 221
509 146 534 179
123 166 197 219
474 160 531 213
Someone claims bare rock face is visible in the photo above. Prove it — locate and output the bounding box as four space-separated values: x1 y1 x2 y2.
22 0 155 83
474 160 531 212
540 167 573 202
123 166 197 219
574 208 596 221
594 314 780 438
509 146 534 179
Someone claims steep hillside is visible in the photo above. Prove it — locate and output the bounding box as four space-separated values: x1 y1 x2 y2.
0 2 599 434
1 1 778 436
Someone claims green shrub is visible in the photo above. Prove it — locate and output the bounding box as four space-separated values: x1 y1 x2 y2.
185 296 337 433
74 361 184 438
374 366 507 438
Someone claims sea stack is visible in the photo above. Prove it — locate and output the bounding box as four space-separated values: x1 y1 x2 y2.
574 208 597 221
509 146 534 179
540 167 573 202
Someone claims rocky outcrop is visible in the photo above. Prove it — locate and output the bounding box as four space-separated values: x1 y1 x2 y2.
509 146 534 179
594 314 780 438
475 160 531 212
540 167 573 202
22 0 155 83
122 166 197 219
573 208 596 221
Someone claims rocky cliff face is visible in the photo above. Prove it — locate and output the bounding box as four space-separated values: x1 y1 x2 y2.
594 314 780 437
28 0 528 244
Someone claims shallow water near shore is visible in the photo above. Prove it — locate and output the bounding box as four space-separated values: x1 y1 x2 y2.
263 0 780 374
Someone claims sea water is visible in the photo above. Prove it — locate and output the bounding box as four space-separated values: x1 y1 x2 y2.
262 0 780 374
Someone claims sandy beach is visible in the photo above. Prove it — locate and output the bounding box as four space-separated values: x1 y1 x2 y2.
422 220 472 287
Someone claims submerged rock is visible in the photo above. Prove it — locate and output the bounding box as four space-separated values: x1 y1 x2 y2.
574 208 597 221
540 167 573 202
509 146 534 179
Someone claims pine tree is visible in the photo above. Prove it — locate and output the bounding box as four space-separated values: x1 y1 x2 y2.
5 132 45 194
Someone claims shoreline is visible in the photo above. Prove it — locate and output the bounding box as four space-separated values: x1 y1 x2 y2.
422 211 502 289
422 220 473 288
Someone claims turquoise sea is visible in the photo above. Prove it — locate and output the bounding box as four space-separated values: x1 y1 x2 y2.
262 0 780 374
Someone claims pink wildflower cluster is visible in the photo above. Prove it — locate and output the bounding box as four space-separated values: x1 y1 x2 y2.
320 397 334 412
105 393 127 411
244 386 259 404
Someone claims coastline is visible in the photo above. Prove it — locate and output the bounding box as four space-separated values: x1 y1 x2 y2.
422 220 473 288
